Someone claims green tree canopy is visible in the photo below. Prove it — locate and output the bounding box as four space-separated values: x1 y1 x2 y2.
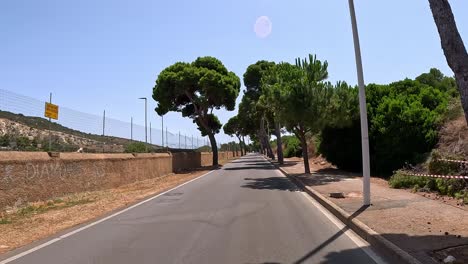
241 60 276 159
153 56 241 165
261 55 333 173
319 77 450 175
223 115 246 155
416 68 458 97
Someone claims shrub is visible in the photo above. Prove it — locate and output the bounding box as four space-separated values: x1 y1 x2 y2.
389 171 429 189
196 146 211 152
390 171 466 198
318 119 362 172
0 135 10 147
124 142 148 153
282 136 302 158
428 151 461 175
320 77 449 176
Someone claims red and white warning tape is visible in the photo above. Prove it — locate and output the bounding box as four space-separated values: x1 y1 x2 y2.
436 158 468 164
404 173 468 179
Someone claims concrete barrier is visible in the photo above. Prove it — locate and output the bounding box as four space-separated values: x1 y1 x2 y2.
0 151 237 210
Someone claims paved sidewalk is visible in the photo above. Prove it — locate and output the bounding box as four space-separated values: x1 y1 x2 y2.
277 158 468 264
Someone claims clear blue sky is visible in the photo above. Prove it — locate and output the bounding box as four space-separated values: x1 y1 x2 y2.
1 0 467 144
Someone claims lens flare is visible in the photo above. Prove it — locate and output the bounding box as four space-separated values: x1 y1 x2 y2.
254 16 272 39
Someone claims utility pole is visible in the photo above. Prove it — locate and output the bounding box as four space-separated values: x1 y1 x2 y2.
178 131 181 149
185 134 187 149
102 110 106 136
150 122 152 145
48 93 52 151
191 135 194 149
165 127 168 148
131 117 133 141
349 0 371 206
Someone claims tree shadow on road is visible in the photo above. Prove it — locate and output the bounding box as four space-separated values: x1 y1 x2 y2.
224 166 278 171
292 168 361 187
241 177 301 191
245 232 468 264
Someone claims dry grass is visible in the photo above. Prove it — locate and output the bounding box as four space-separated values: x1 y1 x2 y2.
0 165 222 254
437 114 468 157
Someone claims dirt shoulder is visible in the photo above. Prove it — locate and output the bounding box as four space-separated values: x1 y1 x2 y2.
0 158 235 255
277 156 468 264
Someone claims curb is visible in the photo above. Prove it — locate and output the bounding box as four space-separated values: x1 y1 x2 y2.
272 163 423 264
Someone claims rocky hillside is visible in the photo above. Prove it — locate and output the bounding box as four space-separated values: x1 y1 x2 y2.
0 111 138 152
0 118 100 148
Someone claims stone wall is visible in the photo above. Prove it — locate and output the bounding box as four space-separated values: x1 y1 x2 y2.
0 151 240 210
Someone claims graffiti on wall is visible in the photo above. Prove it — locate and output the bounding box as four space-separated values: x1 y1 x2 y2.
0 161 106 189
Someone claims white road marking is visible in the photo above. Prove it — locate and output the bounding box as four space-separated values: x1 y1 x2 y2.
299 191 386 264
0 169 219 264
270 160 386 264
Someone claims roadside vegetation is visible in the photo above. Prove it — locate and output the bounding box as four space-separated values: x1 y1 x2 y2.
319 68 455 176
206 52 465 202
124 142 149 153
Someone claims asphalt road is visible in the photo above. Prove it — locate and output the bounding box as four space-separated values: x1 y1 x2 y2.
1 154 383 264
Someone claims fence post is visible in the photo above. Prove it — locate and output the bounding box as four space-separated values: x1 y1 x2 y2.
102 110 106 136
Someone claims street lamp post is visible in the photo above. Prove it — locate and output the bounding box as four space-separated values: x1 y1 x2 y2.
161 115 164 147
138 97 148 144
348 0 371 206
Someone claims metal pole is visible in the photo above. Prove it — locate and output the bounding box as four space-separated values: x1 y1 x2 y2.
102 110 106 136
191 135 194 149
185 134 187 149
150 122 152 144
349 0 371 206
131 117 133 141
145 99 147 144
161 115 164 147
48 93 52 151
179 131 181 149
166 127 168 148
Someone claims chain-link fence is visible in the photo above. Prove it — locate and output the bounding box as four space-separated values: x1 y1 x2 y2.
0 89 213 152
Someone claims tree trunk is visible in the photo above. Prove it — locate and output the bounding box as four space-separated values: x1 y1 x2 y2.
274 122 284 164
296 129 310 174
260 118 275 159
237 136 244 156
208 133 218 166
428 0 468 124
257 131 264 155
299 136 310 174
242 136 246 155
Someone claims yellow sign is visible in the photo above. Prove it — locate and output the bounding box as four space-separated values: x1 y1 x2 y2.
44 102 59 120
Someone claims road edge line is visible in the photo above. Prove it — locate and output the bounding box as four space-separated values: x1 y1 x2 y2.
267 158 423 264
0 168 218 264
